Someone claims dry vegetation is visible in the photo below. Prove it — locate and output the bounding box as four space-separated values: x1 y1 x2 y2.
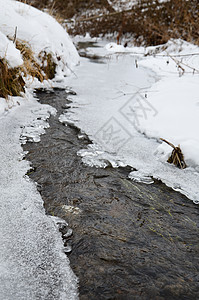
0 38 56 99
16 40 45 82
0 58 25 99
160 138 187 169
2 0 198 99
16 40 56 81
23 0 199 46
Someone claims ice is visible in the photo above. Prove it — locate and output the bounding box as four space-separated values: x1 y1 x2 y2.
0 1 80 297
20 106 56 144
62 205 81 215
129 170 154 184
63 244 73 254
63 229 73 239
0 97 78 299
62 38 199 204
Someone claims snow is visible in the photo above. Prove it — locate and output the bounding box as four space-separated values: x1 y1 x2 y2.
0 31 23 68
0 0 79 80
0 0 79 298
107 0 137 11
128 39 199 168
0 0 199 296
60 37 199 204
0 96 78 299
107 0 168 11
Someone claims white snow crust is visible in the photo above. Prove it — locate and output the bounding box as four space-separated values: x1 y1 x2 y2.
0 1 79 298
0 97 78 299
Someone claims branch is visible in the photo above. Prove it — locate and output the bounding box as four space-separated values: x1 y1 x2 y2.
166 51 199 74
160 138 176 150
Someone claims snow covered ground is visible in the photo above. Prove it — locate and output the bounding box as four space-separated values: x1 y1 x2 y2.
0 0 199 297
60 36 199 204
0 0 79 298
0 0 79 81
0 97 78 299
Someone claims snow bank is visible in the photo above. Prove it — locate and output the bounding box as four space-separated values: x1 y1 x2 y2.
0 1 79 298
0 96 78 299
106 40 199 169
134 40 199 169
0 0 79 81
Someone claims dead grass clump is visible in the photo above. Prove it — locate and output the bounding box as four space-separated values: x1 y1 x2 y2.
160 138 187 169
38 51 56 80
16 39 56 80
16 40 45 82
0 58 25 99
0 40 57 99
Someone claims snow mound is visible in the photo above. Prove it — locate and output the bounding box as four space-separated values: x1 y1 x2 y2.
0 0 79 81
106 39 199 168
0 31 23 68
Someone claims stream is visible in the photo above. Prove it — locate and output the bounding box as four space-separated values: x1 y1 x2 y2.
23 88 199 300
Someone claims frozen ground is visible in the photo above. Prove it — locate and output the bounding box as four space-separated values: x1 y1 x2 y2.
60 37 199 204
0 1 79 299
0 0 198 297
0 96 78 300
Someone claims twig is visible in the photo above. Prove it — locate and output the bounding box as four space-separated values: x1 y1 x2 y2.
166 51 199 74
160 138 186 169
160 138 176 149
49 0 56 16
76 9 133 22
13 26 17 44
75 1 165 23
156 53 199 57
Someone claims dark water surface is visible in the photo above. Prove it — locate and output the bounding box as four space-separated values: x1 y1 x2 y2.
23 89 199 300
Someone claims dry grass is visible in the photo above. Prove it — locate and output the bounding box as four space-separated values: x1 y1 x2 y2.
16 40 56 81
2 0 197 99
38 51 56 80
160 138 187 169
0 39 57 99
70 0 199 46
23 0 113 18
23 0 199 46
0 58 25 99
16 40 45 82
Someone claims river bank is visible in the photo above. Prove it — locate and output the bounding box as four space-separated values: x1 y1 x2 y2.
23 88 199 299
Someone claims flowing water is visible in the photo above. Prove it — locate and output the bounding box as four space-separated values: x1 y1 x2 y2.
23 88 199 300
